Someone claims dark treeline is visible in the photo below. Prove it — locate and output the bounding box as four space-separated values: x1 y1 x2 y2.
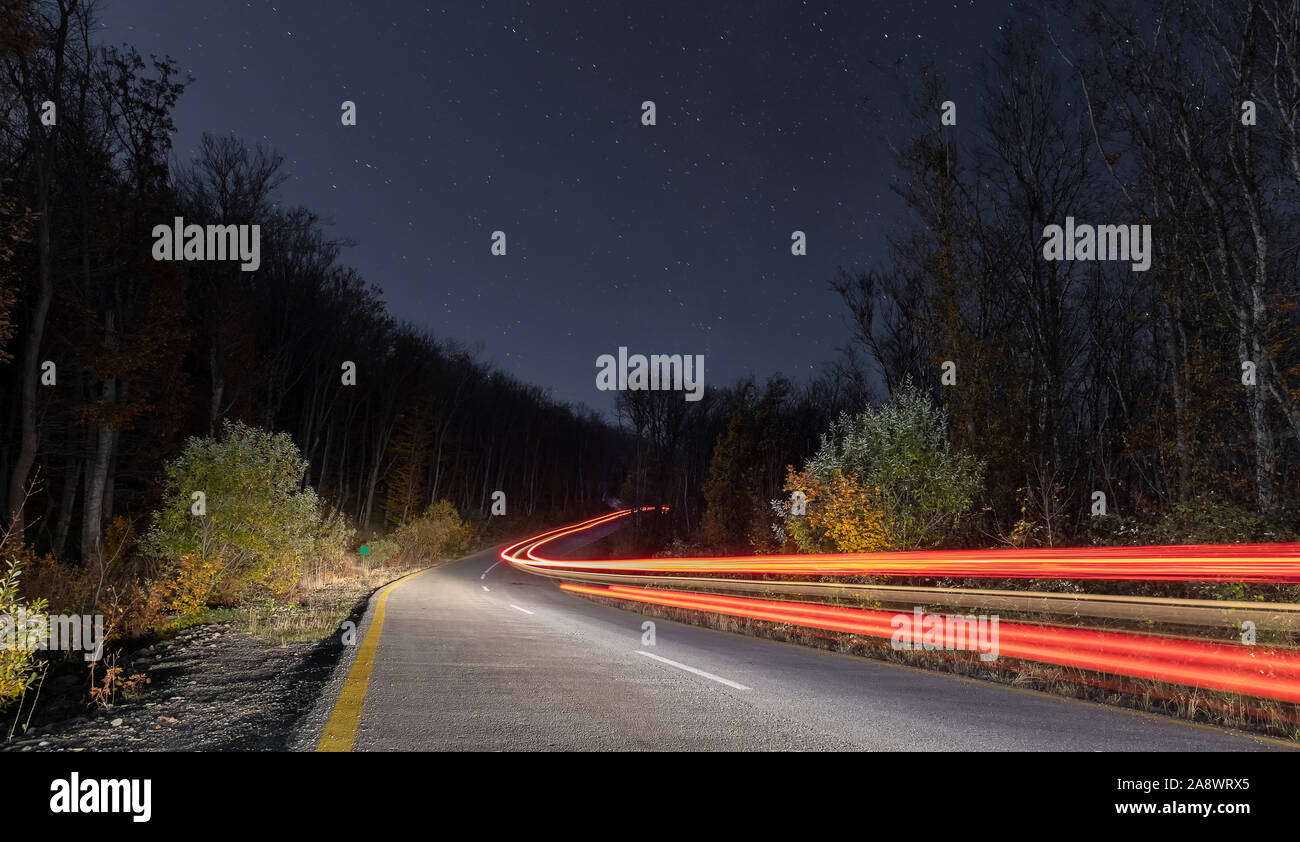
0 0 625 564
842 0 1300 539
626 1 1300 552
613 373 857 550
838 0 1300 543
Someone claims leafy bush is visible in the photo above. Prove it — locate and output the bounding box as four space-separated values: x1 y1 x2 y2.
774 469 890 553
778 381 984 550
143 420 330 609
392 500 474 562
16 546 162 647
154 554 225 615
16 550 96 616
1086 494 1299 546
363 537 401 567
0 554 47 714
307 504 357 577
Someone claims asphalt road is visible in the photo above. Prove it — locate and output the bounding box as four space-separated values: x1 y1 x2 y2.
306 545 1295 751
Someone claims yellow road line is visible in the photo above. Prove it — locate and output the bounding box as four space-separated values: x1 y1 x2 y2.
317 569 430 752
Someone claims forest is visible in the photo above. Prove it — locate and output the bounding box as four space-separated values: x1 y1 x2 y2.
625 1 1300 554
0 1 628 573
2 0 1300 671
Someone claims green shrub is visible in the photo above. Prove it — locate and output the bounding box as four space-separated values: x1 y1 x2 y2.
143 420 329 606
308 504 357 577
392 500 474 561
363 537 401 567
0 554 47 714
1087 494 1299 546
797 380 984 549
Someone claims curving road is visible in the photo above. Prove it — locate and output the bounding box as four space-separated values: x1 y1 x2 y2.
298 542 1295 752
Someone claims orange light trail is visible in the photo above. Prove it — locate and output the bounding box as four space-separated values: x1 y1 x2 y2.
503 509 1300 583
502 511 1300 704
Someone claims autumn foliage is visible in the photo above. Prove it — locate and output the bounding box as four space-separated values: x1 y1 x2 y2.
774 382 984 552
779 469 890 553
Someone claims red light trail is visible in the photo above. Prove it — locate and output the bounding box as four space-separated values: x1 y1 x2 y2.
502 509 1300 583
560 583 1300 703
501 510 1300 705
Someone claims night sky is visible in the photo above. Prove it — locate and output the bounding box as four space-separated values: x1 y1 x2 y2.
97 0 1017 413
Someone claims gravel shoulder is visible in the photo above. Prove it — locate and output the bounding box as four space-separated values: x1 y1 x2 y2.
1 566 431 752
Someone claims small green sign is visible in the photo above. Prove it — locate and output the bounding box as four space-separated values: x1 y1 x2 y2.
359 544 370 557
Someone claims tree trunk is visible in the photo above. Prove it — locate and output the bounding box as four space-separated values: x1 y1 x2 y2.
52 456 81 558
7 157 53 535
